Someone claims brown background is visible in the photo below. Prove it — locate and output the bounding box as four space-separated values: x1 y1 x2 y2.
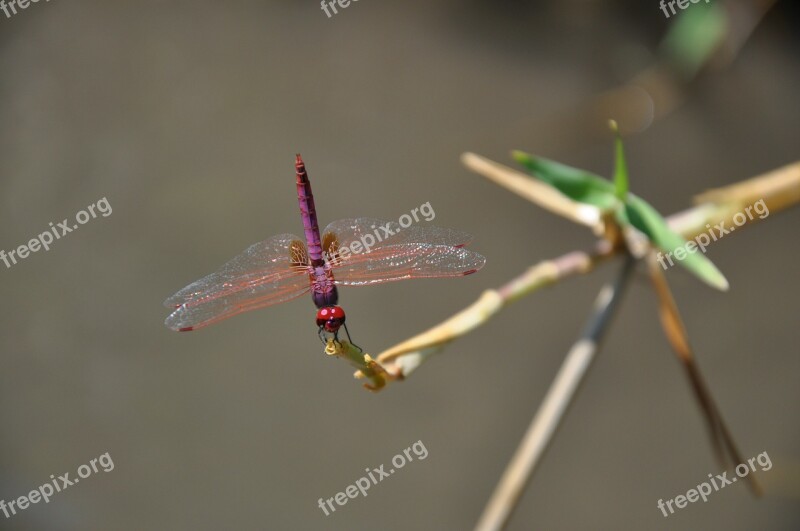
0 1 798 529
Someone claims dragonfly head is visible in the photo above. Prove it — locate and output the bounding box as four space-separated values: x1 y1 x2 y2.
316 305 346 333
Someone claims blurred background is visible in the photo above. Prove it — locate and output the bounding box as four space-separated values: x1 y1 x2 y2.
0 0 798 529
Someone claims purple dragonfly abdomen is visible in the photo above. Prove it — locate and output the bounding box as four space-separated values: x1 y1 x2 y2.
295 155 324 265
296 154 339 308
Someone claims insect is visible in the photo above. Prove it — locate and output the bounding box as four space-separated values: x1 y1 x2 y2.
164 155 485 343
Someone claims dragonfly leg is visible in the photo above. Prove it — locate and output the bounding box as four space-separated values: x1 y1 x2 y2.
317 326 328 345
319 325 344 349
341 322 362 351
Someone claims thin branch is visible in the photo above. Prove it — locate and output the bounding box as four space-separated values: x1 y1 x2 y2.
461 152 603 230
376 242 612 371
376 159 800 375
474 256 636 531
646 254 763 497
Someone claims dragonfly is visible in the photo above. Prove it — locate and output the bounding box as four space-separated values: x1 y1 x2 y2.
164 155 486 344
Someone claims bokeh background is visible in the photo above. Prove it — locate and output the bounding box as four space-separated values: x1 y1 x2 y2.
0 0 798 529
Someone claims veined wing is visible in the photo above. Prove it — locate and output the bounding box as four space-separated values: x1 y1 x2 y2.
321 218 473 258
330 243 485 286
164 234 311 331
164 234 309 308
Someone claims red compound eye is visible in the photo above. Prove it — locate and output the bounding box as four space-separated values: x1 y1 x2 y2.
316 306 346 331
327 306 345 320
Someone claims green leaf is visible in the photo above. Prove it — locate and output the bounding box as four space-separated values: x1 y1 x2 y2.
513 148 729 290
625 194 729 291
511 150 618 210
609 120 629 200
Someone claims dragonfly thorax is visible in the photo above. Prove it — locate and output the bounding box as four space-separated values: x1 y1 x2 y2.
316 306 346 333
310 264 338 308
311 283 338 308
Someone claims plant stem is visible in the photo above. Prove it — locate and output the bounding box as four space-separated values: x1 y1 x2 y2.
646 254 762 497
474 256 635 531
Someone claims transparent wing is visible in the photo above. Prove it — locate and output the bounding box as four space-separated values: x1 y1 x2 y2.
330 243 486 286
321 218 473 255
165 275 310 331
164 234 311 331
